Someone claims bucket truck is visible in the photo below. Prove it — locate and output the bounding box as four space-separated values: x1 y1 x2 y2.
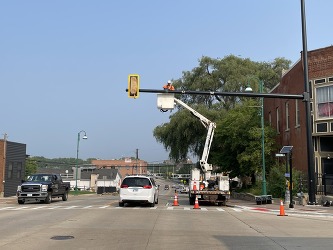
157 94 230 206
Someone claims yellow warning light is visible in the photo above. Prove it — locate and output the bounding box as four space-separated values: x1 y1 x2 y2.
128 74 140 98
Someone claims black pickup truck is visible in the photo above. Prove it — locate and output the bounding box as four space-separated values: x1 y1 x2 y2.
17 173 70 204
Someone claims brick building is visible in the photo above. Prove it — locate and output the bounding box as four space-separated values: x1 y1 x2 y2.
91 158 148 179
264 45 333 195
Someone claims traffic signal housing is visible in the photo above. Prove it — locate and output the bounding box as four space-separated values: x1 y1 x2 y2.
128 74 140 98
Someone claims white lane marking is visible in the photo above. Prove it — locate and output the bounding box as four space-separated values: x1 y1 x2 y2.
167 207 174 210
0 207 16 210
13 206 29 210
99 206 109 209
82 206 93 209
64 206 77 209
216 208 225 212
184 207 190 210
48 206 62 209
150 207 158 209
32 206 45 210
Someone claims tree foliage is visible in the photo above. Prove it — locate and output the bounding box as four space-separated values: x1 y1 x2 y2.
154 54 291 178
210 99 278 178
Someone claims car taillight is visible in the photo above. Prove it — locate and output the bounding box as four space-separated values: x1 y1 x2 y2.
121 184 129 188
143 185 152 189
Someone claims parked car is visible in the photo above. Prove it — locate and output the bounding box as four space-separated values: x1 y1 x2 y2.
119 175 159 207
164 184 170 190
17 173 70 204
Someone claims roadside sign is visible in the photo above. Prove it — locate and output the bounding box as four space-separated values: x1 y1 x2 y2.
275 153 285 157
285 173 290 178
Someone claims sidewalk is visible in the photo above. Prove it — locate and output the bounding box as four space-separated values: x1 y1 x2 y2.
0 196 16 204
229 196 333 214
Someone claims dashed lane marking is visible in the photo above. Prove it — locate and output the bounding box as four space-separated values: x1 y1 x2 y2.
98 206 109 209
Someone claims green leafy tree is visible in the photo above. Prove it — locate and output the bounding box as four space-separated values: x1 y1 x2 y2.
154 54 290 178
210 99 277 180
25 159 38 177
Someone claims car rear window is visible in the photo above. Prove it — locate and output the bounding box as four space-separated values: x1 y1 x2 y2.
122 177 151 187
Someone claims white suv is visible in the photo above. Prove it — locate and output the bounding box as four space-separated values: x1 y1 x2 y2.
119 175 159 207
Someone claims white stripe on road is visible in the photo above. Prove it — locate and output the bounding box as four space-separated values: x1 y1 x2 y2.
216 208 225 212
32 206 45 210
64 206 77 209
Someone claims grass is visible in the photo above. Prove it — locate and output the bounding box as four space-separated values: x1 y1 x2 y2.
69 190 94 195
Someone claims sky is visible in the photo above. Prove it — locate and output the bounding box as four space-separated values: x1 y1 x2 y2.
1 1 333 163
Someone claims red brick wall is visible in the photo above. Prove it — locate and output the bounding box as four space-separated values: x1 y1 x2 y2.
264 46 333 174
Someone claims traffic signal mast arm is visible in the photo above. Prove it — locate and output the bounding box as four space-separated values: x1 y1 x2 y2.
174 98 216 174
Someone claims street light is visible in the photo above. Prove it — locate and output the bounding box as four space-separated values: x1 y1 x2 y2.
245 80 267 196
75 130 87 195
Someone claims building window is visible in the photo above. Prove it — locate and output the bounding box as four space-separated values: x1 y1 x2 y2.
276 107 280 134
8 162 13 179
285 102 290 131
320 136 333 151
314 78 326 84
316 86 333 118
317 123 328 133
295 99 300 127
17 162 22 179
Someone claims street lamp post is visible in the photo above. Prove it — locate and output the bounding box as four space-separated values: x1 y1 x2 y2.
75 130 87 195
245 80 266 196
259 81 267 196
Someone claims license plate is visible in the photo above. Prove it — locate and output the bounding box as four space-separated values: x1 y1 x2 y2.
27 194 32 197
132 188 138 192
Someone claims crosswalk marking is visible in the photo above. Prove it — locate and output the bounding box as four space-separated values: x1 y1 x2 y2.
0 205 244 213
32 206 45 210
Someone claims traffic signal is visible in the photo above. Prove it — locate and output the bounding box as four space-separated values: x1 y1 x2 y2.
128 74 140 98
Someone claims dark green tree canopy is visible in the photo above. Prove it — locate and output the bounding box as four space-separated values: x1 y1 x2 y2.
154 54 290 177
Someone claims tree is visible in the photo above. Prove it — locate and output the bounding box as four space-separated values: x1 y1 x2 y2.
25 158 38 177
210 99 278 179
153 104 223 162
154 54 290 177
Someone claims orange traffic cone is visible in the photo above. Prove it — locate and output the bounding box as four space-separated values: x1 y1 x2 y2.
193 181 197 191
277 200 287 216
172 191 179 206
193 195 200 209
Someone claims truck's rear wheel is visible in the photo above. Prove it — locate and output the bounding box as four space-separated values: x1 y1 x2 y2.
62 191 68 201
45 193 52 204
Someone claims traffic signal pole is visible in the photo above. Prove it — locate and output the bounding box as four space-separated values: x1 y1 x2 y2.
127 88 305 100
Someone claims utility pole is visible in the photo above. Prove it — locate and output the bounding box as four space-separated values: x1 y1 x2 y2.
1 133 7 197
136 149 139 174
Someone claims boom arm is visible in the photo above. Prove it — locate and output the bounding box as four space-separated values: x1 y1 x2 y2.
174 98 216 173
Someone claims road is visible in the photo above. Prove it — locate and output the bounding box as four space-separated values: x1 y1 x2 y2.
1 185 333 250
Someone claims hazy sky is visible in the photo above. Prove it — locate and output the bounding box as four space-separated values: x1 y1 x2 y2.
1 1 332 163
